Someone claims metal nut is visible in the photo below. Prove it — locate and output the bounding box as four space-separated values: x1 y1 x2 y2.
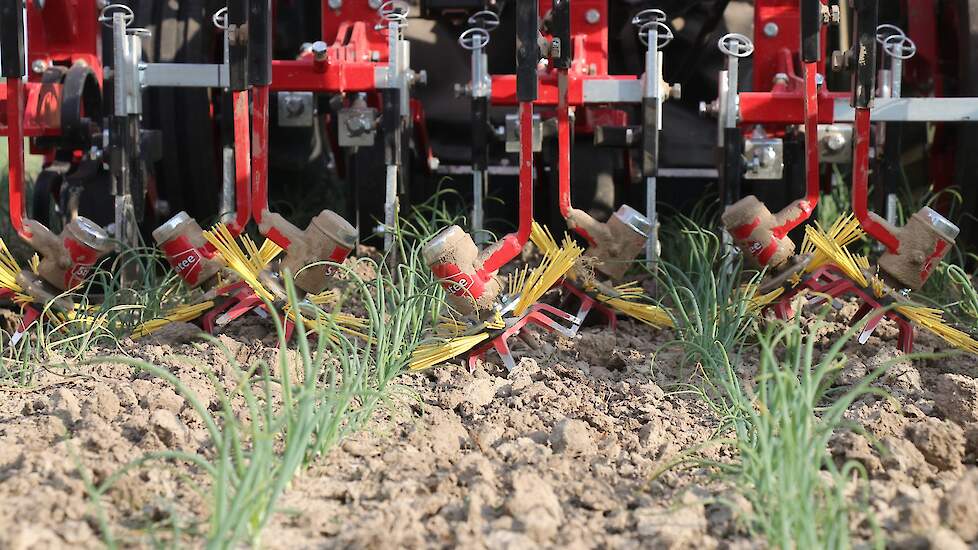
585 9 600 24
830 50 849 72
31 59 48 74
669 82 682 100
763 22 779 38
327 0 342 10
830 5 841 25
311 41 328 61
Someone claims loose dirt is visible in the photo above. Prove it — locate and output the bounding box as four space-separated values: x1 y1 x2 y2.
1 302 977 548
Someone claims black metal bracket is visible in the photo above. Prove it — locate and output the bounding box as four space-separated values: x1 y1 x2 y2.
227 0 250 91
851 0 878 108
0 0 25 78
800 0 821 63
516 0 540 102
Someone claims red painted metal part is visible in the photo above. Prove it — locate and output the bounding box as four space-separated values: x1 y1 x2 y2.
771 265 914 353
739 91 846 125
465 302 585 371
737 47 847 125
228 90 253 237
251 86 271 226
0 82 64 137
532 0 608 75
770 61 821 238
5 79 30 239
410 99 437 174
560 279 617 330
25 0 102 82
852 108 901 253
482 101 535 274
489 74 637 106
270 59 380 93
321 1 391 60
556 70 597 246
752 0 828 91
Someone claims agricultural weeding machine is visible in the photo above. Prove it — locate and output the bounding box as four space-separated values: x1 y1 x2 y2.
2 0 978 366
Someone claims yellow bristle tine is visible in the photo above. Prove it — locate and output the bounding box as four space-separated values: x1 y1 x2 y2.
131 301 216 339
513 237 583 316
897 304 978 355
409 332 491 371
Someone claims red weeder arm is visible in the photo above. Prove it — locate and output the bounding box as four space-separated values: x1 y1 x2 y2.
5 78 30 240
849 0 901 253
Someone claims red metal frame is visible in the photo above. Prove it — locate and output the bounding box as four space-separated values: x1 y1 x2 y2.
771 264 914 353
25 0 102 81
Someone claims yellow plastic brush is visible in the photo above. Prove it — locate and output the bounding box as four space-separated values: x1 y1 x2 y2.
410 333 492 371
131 301 216 339
800 213 866 272
595 281 673 328
800 221 868 287
797 214 978 354
202 223 283 302
0 238 33 304
409 228 579 371
532 222 673 328
747 285 786 312
895 303 978 354
513 235 583 316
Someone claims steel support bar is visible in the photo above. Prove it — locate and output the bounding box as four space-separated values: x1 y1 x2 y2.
140 63 229 88
833 98 978 123
740 94 978 124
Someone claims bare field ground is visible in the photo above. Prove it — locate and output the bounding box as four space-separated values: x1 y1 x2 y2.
1 299 977 549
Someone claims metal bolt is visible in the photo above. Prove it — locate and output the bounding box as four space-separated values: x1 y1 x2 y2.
830 5 841 24
815 73 825 87
763 22 779 38
585 9 600 24
284 95 305 117
823 132 846 152
311 41 328 61
370 51 381 62
773 72 789 85
31 59 47 74
669 83 682 100
327 0 342 10
368 0 381 8
830 50 849 72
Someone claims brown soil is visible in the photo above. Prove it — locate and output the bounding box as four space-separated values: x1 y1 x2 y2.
1 303 977 548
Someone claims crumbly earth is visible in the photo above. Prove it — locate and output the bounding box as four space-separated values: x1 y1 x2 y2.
1 299 977 549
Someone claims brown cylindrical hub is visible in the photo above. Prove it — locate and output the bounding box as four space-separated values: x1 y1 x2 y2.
259 209 357 294
153 211 224 288
566 204 651 280
879 207 958 290
424 225 503 316
26 217 113 291
721 195 795 269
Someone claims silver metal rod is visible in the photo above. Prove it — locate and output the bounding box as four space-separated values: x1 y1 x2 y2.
221 146 235 221
472 170 485 244
891 56 903 99
645 175 658 270
383 164 397 253
833 97 978 122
